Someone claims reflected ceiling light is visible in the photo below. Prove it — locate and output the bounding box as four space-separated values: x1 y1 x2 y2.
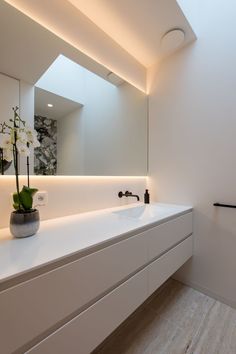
47 103 53 108
161 29 185 53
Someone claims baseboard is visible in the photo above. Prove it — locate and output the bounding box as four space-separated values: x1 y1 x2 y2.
172 276 236 310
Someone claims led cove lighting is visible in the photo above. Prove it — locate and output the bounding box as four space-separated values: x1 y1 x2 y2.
4 0 147 93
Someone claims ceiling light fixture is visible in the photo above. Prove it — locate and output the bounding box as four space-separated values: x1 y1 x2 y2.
47 103 53 107
107 72 125 86
161 29 185 53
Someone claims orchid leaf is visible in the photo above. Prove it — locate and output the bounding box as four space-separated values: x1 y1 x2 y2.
12 192 20 210
12 186 38 211
19 185 38 210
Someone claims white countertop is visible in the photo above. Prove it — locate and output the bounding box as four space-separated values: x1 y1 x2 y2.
0 203 192 286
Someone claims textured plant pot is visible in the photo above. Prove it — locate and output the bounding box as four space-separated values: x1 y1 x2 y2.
10 209 40 238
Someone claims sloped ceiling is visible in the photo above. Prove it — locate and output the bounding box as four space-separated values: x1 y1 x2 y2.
68 0 196 67
0 2 126 86
2 0 196 92
35 87 82 120
4 0 146 91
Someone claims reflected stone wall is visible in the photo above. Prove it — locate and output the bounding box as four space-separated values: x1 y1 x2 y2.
34 115 57 175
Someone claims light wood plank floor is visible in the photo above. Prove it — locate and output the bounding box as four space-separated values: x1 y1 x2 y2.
93 279 236 354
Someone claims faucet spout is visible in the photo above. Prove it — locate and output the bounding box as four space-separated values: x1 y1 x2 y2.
118 190 140 201
130 194 140 201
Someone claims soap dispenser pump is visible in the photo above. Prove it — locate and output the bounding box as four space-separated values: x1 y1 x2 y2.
144 189 150 204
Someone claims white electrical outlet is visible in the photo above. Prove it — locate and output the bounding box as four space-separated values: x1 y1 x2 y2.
34 191 48 206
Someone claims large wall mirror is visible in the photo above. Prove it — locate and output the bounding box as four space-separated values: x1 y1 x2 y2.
0 2 147 176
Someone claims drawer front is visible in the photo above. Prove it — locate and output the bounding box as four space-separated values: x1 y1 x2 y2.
0 233 147 354
148 212 192 261
28 268 148 354
148 235 193 296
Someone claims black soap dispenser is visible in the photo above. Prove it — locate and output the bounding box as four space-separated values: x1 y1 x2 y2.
144 189 150 204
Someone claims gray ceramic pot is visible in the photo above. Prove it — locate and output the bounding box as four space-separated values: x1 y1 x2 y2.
10 209 40 238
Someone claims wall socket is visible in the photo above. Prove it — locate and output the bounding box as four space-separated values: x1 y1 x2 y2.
34 191 48 206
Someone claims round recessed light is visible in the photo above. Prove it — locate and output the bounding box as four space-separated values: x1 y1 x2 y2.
47 103 53 108
161 29 185 53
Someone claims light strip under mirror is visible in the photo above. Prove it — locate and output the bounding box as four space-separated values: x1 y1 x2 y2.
0 1 148 178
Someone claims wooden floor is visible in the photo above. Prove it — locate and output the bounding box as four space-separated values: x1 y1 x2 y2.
93 279 236 354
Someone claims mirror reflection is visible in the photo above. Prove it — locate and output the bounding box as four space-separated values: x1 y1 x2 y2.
33 55 147 176
0 3 147 176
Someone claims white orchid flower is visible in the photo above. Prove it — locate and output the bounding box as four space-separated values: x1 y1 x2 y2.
25 126 40 147
3 148 13 162
0 134 12 149
25 126 37 138
28 134 40 147
17 130 28 144
16 140 30 156
25 125 34 133
0 133 5 148
32 138 40 148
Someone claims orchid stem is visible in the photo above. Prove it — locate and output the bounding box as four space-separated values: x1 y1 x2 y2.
13 107 22 210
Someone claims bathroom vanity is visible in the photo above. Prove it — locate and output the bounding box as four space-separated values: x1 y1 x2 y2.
0 203 193 354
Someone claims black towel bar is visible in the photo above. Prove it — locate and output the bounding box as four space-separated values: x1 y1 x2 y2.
213 203 236 208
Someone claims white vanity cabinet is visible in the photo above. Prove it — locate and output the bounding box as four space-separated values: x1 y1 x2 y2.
0 233 147 354
148 235 192 296
147 212 192 261
28 269 149 354
0 209 193 354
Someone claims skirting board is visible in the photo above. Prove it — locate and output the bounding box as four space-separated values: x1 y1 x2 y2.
172 276 236 310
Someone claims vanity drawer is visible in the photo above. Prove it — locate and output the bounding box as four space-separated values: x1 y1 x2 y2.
28 268 148 354
147 212 192 261
0 233 147 354
148 235 193 296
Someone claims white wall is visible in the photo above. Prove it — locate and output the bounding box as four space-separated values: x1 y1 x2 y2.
0 73 19 175
0 176 146 229
149 0 236 307
0 76 35 175
57 107 84 175
82 74 147 175
0 76 36 175
19 80 34 174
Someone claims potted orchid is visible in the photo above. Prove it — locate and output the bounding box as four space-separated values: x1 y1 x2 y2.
0 107 41 238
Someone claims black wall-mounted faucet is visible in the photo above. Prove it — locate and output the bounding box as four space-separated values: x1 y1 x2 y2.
118 190 140 201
